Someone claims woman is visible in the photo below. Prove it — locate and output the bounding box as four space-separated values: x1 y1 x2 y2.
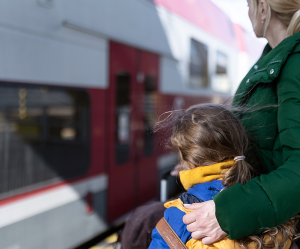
183 0 300 245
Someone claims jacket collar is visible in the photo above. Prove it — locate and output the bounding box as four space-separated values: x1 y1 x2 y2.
234 31 300 106
187 180 224 201
179 160 234 190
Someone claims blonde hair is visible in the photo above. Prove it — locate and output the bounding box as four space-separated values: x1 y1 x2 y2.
250 0 300 37
157 103 299 249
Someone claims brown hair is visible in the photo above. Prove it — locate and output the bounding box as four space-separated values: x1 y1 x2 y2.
157 103 299 249
169 103 258 187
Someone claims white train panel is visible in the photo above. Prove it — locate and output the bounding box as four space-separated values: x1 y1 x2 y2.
61 0 173 56
157 6 239 96
0 174 108 229
0 25 108 88
0 174 108 249
1 192 107 249
0 0 173 57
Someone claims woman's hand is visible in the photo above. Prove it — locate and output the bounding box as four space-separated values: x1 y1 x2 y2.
182 200 227 245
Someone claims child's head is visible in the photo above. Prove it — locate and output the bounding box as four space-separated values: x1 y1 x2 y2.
170 103 256 186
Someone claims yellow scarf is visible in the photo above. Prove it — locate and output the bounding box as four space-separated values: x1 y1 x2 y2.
179 160 235 190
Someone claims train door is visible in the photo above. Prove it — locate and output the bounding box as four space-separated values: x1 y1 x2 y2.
108 42 159 221
136 51 159 206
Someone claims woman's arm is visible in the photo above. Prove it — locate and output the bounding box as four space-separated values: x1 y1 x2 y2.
216 53 300 240
184 52 300 241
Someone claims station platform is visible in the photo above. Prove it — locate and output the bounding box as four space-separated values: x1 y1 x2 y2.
89 234 120 249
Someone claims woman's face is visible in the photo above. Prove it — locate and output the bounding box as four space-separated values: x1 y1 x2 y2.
247 0 264 37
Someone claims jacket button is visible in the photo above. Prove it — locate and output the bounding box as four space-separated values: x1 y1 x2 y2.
246 79 250 84
254 65 258 70
270 69 274 75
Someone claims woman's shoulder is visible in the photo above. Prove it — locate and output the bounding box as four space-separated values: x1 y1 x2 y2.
262 32 300 64
276 33 300 93
277 50 300 96
255 34 300 77
234 33 300 100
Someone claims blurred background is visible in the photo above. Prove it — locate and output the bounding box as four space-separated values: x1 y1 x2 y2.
0 0 266 248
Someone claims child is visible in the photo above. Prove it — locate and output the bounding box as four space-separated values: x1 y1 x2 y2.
148 103 298 249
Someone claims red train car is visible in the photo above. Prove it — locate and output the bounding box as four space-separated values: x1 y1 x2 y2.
0 0 263 248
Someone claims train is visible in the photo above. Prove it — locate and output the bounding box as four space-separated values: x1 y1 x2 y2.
0 0 264 248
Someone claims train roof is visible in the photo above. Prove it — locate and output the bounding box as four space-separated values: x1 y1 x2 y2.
150 0 238 48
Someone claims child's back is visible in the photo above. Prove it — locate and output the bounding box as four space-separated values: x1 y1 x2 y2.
148 104 297 249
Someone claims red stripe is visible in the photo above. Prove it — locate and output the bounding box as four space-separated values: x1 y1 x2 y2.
153 0 238 48
0 174 104 207
234 23 247 52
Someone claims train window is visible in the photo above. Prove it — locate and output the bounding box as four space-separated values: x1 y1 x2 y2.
212 51 230 93
0 84 90 199
115 73 131 165
189 39 209 88
143 75 156 157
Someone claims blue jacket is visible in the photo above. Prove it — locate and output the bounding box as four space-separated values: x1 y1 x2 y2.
148 180 224 249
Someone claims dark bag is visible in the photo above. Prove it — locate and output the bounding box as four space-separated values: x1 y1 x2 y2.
120 202 165 249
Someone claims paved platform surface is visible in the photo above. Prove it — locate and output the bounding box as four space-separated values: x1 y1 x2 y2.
89 234 120 249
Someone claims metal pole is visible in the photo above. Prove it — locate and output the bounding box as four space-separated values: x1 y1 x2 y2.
160 179 168 202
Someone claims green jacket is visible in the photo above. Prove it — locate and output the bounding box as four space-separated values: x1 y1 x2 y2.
213 31 300 240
